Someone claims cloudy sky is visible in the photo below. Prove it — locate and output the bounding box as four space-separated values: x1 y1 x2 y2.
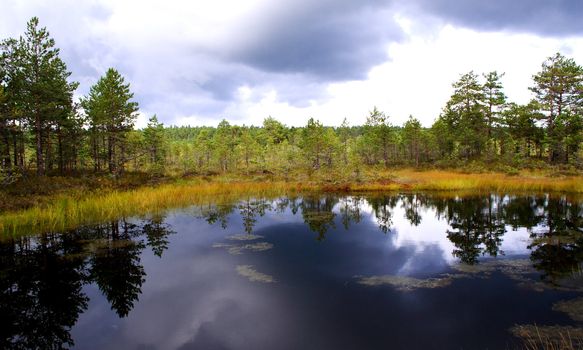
1 0 582 128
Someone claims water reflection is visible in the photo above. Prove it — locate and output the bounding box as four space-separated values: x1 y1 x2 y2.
0 193 582 349
445 196 506 264
301 196 338 241
0 216 174 349
528 196 583 285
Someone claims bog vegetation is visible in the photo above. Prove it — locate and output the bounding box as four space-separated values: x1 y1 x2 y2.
1 18 582 185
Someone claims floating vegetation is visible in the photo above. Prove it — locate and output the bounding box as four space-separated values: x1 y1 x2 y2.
451 263 496 274
213 242 273 255
531 229 582 246
236 265 276 283
451 259 575 292
452 259 535 275
553 298 583 322
355 275 459 291
226 234 264 241
510 324 583 349
555 274 583 293
357 259 578 293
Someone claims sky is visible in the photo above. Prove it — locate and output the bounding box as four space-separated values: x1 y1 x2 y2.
1 0 582 128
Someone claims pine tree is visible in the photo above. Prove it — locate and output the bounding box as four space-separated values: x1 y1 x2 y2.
530 53 583 163
82 68 138 174
237 126 260 173
3 17 77 175
443 71 487 159
338 118 350 165
212 119 237 173
402 115 422 166
482 71 506 154
300 118 326 170
364 107 394 167
143 115 166 173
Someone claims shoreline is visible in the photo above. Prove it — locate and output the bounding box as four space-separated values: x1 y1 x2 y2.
1 169 582 238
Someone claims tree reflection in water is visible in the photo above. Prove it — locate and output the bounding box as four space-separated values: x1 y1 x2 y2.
528 196 583 285
443 195 506 264
0 216 174 349
0 193 581 348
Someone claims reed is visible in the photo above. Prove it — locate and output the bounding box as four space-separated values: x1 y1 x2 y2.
1 170 581 238
393 169 583 193
0 180 302 238
511 324 583 350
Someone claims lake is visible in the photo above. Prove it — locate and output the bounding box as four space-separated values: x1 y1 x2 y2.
1 193 582 349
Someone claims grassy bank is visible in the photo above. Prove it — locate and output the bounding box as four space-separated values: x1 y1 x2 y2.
1 169 582 238
390 169 583 193
0 180 302 238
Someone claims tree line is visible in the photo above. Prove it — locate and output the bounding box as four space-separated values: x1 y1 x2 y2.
1 18 582 183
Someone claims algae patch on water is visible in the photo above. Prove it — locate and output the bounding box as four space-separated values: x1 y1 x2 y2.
355 275 459 291
226 234 264 241
236 265 276 283
213 242 273 255
553 297 583 322
356 258 577 293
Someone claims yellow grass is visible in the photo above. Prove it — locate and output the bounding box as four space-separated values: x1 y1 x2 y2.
0 169 581 238
0 181 301 238
392 169 583 193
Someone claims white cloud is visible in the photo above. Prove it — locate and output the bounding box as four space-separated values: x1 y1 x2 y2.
210 20 583 127
1 1 582 128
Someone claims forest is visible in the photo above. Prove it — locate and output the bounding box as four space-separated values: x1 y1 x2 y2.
1 17 582 186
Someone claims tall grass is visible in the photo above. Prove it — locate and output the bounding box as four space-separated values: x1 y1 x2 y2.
1 170 581 238
0 181 301 238
511 324 583 350
393 170 583 193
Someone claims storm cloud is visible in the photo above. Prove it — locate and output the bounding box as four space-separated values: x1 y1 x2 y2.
411 0 583 36
225 0 402 80
1 0 582 127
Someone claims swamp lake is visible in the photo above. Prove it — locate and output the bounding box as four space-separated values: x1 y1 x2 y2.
1 193 582 349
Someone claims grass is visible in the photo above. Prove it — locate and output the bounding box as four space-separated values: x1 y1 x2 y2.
0 168 581 238
386 169 583 193
511 324 583 350
0 180 303 238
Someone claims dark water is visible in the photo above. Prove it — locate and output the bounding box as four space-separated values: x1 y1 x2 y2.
1 193 583 349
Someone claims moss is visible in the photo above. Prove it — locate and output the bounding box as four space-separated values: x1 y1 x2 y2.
355 274 460 291
226 234 264 241
212 242 274 255
236 265 276 283
553 298 583 322
510 324 583 349
358 259 583 294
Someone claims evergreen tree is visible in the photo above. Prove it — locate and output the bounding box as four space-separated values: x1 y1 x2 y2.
143 115 166 174
212 119 237 173
338 118 351 165
482 71 506 154
530 53 583 163
5 18 78 175
262 116 287 145
237 126 260 173
402 115 422 166
442 71 487 159
503 102 544 160
81 68 138 174
300 118 326 170
364 107 394 167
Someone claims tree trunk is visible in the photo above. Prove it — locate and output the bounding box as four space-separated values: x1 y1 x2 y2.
108 133 115 173
1 122 10 168
35 112 44 175
57 124 64 173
